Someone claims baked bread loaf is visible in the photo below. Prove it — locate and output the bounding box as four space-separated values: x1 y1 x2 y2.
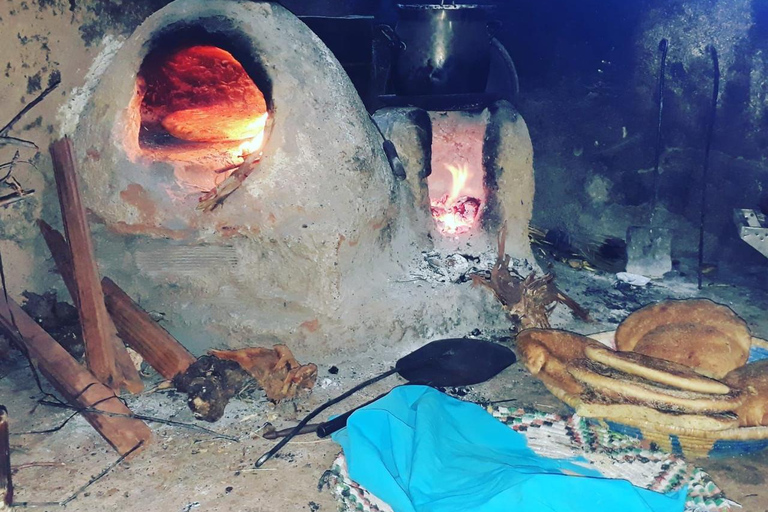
725 360 768 427
584 345 731 395
615 299 751 378
575 395 739 431
517 329 605 396
568 358 741 414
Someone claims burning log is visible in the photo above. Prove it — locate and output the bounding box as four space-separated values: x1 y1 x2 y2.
0 406 11 508
38 220 196 380
471 224 590 331
49 138 143 394
0 295 151 455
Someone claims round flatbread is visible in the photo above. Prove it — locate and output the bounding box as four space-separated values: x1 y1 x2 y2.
575 395 739 432
633 323 747 378
516 329 605 396
614 299 751 378
568 359 742 414
584 345 731 395
725 360 768 427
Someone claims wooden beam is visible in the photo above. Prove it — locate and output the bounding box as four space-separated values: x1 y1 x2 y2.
0 295 151 455
39 221 196 380
49 138 143 394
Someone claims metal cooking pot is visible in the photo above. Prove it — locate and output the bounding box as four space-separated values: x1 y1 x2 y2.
391 3 497 96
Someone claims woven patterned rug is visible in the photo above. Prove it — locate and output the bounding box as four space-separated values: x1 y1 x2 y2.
323 406 736 512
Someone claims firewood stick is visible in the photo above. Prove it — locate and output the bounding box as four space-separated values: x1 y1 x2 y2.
0 406 11 508
101 278 196 379
49 138 143 394
197 115 273 212
0 295 151 456
39 221 196 380
38 220 77 304
197 152 261 212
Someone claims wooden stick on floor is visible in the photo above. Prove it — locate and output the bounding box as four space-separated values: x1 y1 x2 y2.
49 138 143 394
101 278 196 379
0 295 151 455
0 406 11 508
39 220 196 380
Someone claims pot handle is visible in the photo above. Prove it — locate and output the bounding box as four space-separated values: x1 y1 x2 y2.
490 37 520 100
488 20 503 39
376 24 406 51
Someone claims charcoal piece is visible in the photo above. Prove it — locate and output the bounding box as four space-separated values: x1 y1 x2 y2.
173 355 251 422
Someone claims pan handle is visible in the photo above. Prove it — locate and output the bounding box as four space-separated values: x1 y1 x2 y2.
316 411 354 438
316 390 393 438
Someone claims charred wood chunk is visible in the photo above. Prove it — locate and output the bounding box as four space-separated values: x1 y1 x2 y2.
173 356 251 422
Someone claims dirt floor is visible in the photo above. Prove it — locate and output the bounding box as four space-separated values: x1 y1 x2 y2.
1 257 768 512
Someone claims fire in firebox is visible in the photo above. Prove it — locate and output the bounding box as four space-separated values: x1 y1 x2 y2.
430 163 482 235
427 111 487 237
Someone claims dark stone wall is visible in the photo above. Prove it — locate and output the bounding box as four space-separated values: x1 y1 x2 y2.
496 0 768 273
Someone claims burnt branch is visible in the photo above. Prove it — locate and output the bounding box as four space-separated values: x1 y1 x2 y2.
197 151 261 212
471 224 591 331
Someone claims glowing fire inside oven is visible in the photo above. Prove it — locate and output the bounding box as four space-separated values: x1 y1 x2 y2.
233 113 268 160
430 163 482 235
137 45 269 178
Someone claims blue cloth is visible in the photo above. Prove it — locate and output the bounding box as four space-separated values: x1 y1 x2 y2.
332 386 686 512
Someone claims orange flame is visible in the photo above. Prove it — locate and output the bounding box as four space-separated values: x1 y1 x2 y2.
230 112 268 162
430 163 481 236
446 164 469 204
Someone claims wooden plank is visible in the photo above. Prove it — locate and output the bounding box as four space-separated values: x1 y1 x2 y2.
0 295 151 455
39 221 196 380
49 138 143 394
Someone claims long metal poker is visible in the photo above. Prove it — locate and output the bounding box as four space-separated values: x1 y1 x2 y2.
697 45 720 289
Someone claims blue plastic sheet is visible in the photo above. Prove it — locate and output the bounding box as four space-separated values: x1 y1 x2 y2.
332 386 686 512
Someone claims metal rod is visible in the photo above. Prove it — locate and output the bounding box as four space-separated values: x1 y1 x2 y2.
698 46 720 289
0 76 61 137
649 39 668 227
254 367 398 467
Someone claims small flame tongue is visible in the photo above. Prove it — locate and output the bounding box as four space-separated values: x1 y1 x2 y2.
430 163 482 235
233 113 268 159
447 164 469 203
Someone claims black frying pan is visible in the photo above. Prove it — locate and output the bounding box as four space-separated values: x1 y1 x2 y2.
255 338 515 467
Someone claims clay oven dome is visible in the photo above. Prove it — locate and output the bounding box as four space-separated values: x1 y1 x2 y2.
65 0 535 356
69 0 402 352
